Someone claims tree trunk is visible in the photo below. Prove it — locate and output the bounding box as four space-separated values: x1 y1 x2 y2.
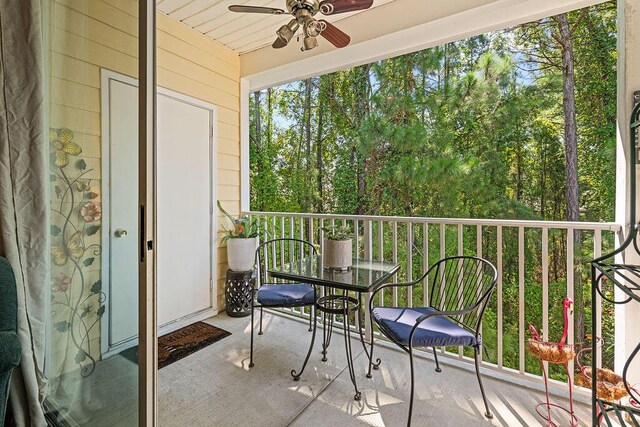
516 148 523 201
316 86 325 213
254 91 262 150
355 66 371 215
556 13 584 344
304 79 312 213
444 43 451 95
267 88 272 147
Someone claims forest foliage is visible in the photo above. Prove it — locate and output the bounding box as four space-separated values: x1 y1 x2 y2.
249 2 618 376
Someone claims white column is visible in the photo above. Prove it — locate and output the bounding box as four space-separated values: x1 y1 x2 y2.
614 0 640 383
240 78 251 213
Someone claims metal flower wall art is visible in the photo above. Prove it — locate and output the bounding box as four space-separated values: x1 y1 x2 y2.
50 128 104 377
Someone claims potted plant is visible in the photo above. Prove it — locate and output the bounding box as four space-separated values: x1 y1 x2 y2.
322 226 353 270
218 201 261 272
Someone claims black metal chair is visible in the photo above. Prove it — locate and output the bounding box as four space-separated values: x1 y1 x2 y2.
250 238 319 380
367 256 498 426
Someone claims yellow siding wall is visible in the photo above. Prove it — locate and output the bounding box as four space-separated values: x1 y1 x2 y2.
49 0 239 374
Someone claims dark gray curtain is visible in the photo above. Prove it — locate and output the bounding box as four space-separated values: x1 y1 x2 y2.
0 0 48 425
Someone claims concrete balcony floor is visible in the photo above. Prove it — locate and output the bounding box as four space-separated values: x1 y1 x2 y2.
158 312 591 426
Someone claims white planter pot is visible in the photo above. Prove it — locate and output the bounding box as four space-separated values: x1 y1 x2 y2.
323 239 352 270
227 237 258 272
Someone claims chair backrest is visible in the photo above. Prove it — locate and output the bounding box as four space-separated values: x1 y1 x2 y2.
425 256 497 334
0 256 18 333
255 238 316 287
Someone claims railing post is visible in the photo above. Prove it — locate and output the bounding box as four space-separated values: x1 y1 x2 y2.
319 219 325 255
593 228 602 368
542 227 549 374
364 220 373 343
423 223 429 306
407 222 413 308
457 224 463 358
378 221 385 305
566 227 575 375
497 226 503 369
363 220 372 259
518 226 525 374
476 224 483 363
393 222 399 306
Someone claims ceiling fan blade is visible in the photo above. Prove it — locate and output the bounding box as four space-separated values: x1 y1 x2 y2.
272 37 288 49
228 5 285 14
319 20 351 48
319 0 373 15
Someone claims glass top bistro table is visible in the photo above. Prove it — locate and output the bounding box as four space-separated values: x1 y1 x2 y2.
269 256 400 400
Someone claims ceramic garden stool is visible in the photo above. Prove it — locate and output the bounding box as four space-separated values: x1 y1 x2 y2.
225 269 255 317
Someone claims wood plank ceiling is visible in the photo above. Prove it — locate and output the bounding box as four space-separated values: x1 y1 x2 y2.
157 0 397 54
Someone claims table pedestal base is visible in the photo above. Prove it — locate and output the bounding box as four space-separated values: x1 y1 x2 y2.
317 293 361 401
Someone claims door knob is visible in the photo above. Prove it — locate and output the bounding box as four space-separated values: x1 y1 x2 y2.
114 229 128 238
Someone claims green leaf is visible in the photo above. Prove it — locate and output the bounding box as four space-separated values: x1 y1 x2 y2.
75 349 87 364
51 225 62 236
96 305 106 318
50 174 58 182
85 225 100 236
83 257 95 267
54 321 70 332
85 192 99 200
90 280 102 294
76 159 87 170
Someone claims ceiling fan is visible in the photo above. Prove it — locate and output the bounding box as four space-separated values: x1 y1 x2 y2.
228 0 374 51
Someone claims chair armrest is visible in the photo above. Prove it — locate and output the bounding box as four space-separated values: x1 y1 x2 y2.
369 280 416 312
0 331 21 375
369 265 434 311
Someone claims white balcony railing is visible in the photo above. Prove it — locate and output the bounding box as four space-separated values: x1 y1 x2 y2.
246 211 622 390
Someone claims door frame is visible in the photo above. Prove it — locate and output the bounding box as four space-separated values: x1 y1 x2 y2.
100 69 218 357
139 1 156 424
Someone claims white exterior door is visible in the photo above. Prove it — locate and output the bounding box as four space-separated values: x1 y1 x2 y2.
156 93 214 325
102 71 217 355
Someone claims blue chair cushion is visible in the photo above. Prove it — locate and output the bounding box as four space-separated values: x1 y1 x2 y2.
372 307 478 348
256 284 316 307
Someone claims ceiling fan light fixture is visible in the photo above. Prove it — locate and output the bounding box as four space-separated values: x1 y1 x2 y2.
304 18 323 37
302 36 318 51
277 19 300 43
229 0 361 51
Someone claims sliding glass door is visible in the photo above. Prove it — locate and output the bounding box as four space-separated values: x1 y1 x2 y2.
43 0 155 424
